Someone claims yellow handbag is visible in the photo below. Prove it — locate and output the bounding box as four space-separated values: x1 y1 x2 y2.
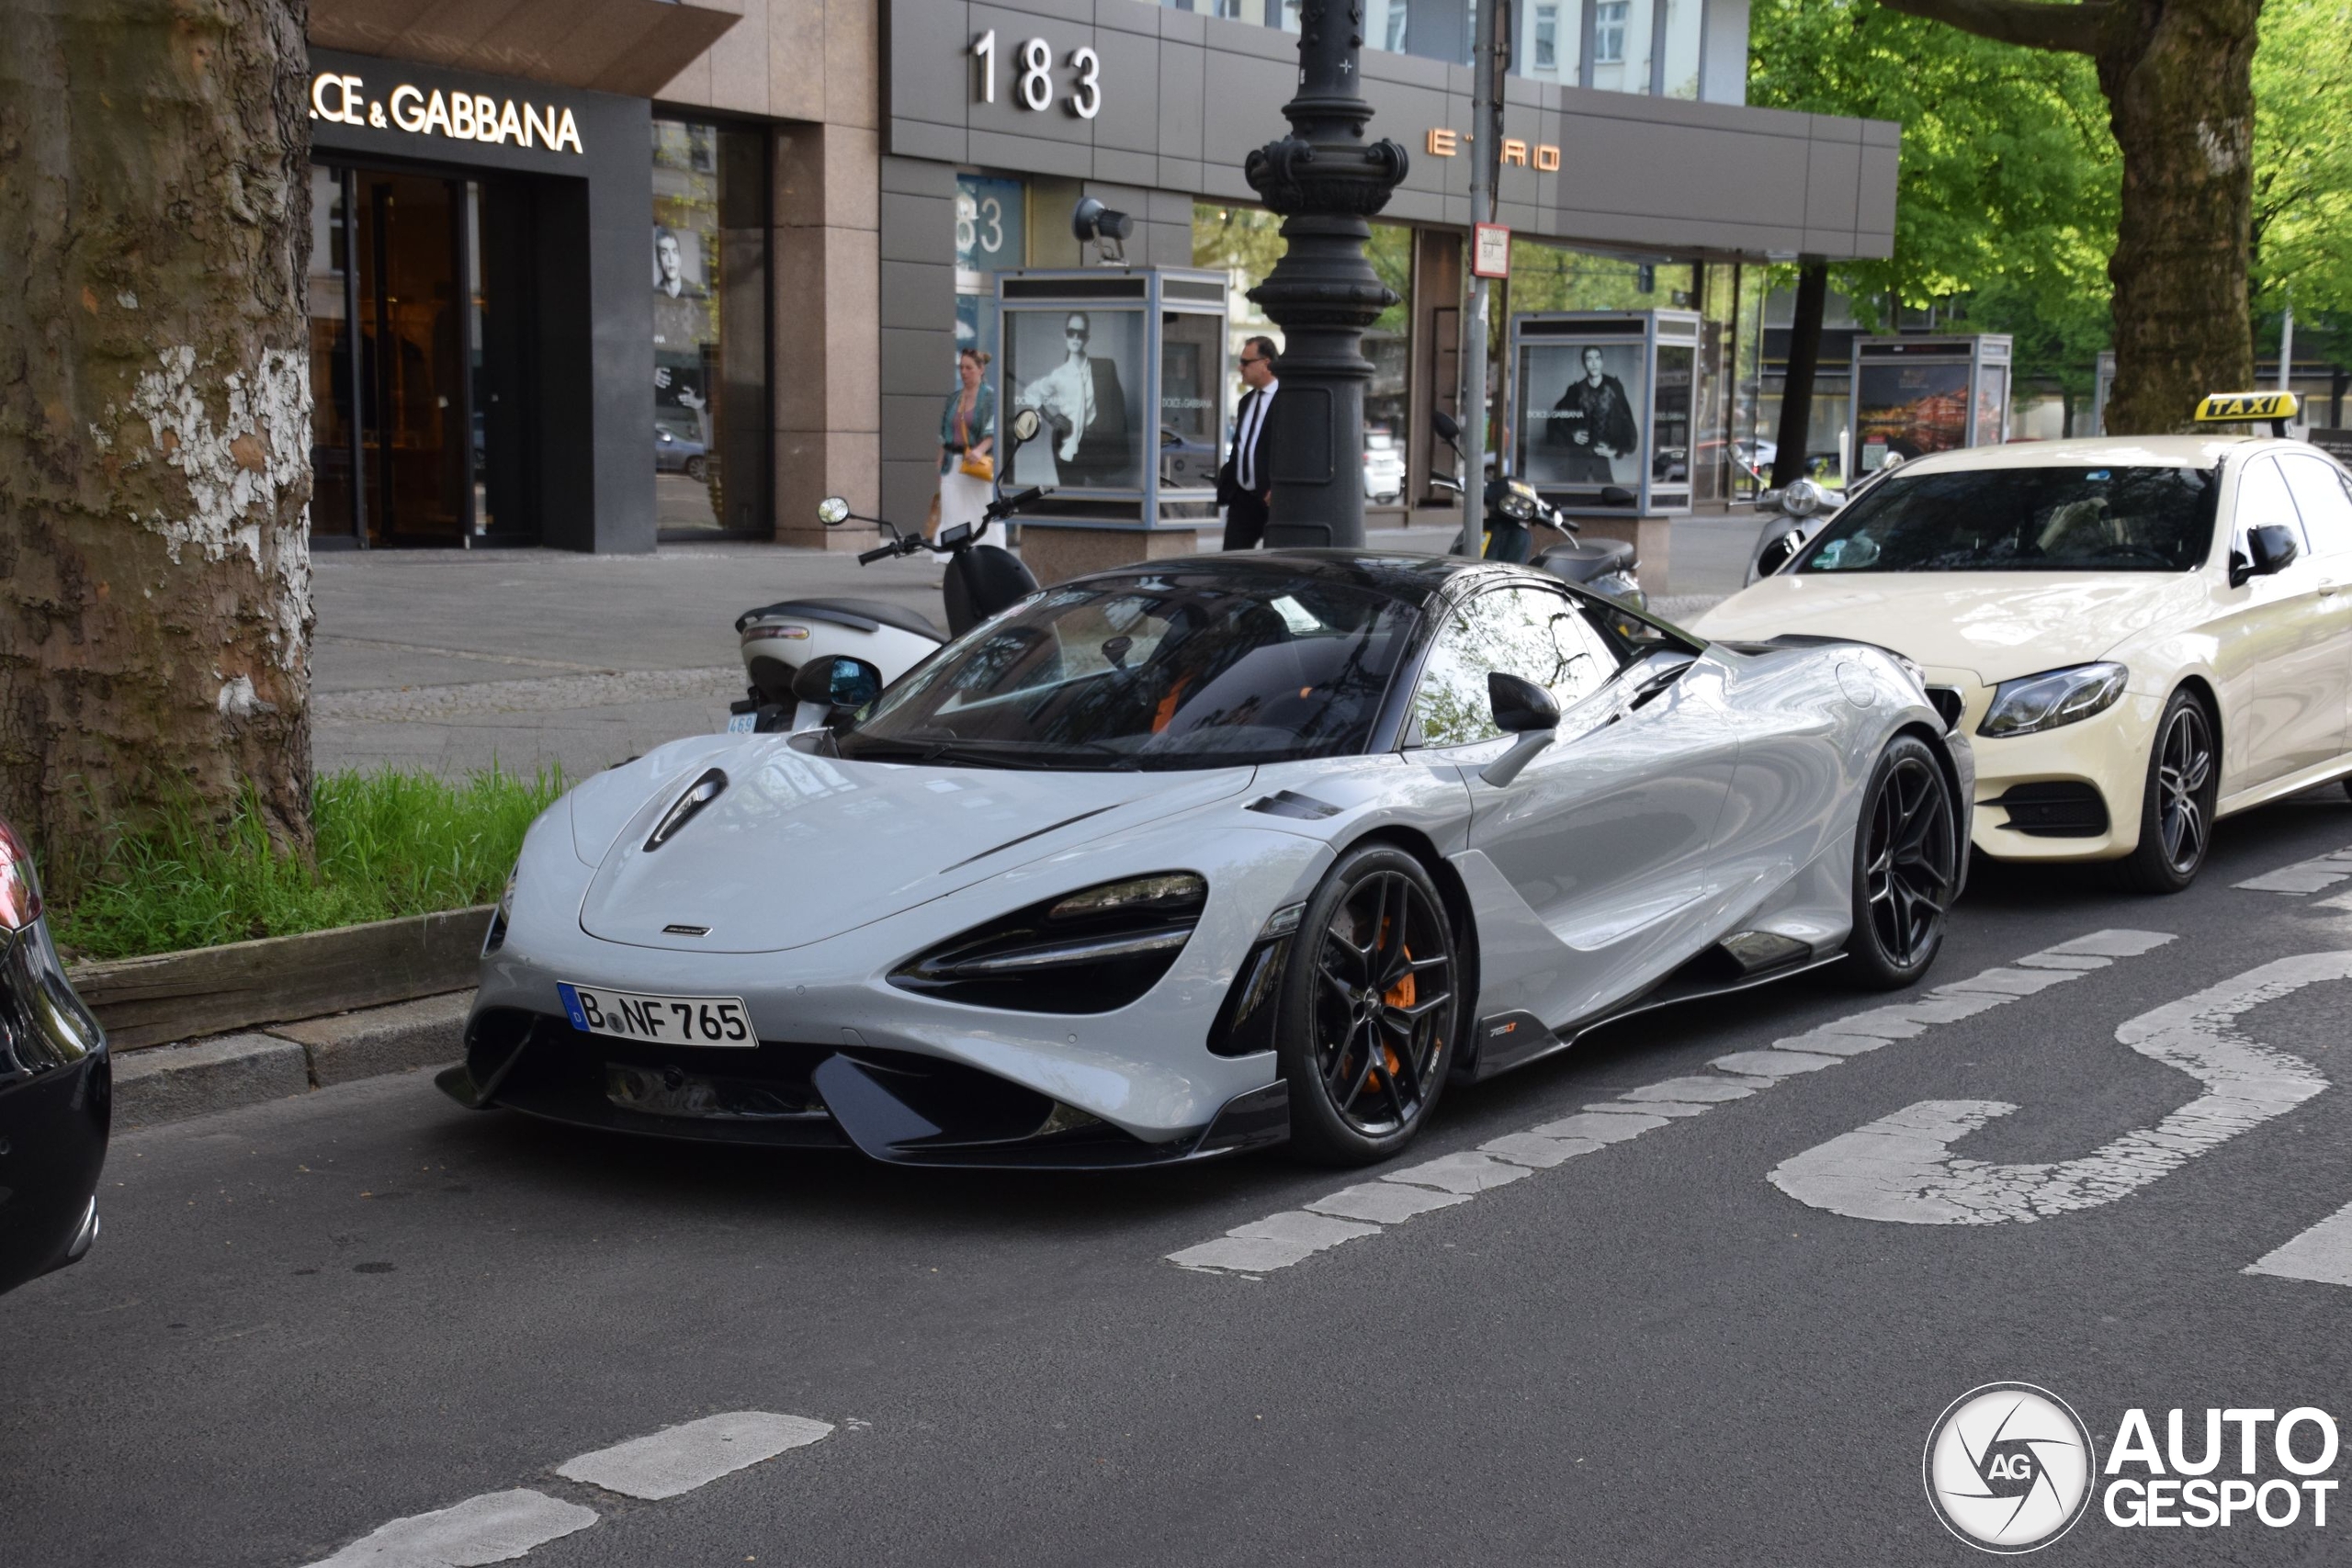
958 452 995 482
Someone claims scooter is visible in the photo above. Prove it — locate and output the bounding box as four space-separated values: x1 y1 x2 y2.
1742 452 1909 583
729 408 1051 733
1430 411 1646 606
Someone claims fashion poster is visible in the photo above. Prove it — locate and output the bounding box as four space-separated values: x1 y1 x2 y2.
1521 342 1646 489
1003 307 1145 490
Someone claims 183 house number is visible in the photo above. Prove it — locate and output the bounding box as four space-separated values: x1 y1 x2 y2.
972 30 1102 118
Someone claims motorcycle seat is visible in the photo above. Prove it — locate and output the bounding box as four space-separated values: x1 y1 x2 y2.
1532 537 1636 576
737 596 942 640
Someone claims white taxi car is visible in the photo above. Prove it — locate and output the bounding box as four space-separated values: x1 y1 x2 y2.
1697 396 2352 892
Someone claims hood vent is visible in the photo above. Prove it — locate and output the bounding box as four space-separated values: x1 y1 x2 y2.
644 768 728 852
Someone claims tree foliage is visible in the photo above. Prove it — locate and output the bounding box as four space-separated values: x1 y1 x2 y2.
2252 0 2352 319
1750 0 2119 401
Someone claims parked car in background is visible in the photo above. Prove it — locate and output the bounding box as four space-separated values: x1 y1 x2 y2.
1700 423 2352 892
0 818 108 1296
1363 433 1405 503
656 423 708 482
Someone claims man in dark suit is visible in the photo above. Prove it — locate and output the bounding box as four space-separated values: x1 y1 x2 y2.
1216 336 1280 550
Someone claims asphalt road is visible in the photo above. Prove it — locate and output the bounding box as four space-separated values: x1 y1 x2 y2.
16 794 2351 1566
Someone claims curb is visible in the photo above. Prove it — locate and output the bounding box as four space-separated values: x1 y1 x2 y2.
113 990 472 1129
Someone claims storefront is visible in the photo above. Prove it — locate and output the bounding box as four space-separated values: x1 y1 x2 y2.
876 0 1898 536
301 27 775 550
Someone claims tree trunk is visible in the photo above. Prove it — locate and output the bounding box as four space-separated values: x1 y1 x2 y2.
0 0 314 886
2097 0 2258 434
1879 0 2260 436
1771 263 1829 490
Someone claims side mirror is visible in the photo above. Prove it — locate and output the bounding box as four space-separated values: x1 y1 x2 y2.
1599 485 1636 507
1007 406 1044 449
1488 671 1560 733
816 496 851 525
2232 524 2301 587
1432 410 1463 444
791 654 883 716
1481 672 1559 788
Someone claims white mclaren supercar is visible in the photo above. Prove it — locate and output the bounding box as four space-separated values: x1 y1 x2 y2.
444 551 1973 1168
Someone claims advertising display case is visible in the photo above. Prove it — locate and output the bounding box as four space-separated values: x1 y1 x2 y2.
995 268 1231 533
1509 310 1701 515
1849 334 2012 473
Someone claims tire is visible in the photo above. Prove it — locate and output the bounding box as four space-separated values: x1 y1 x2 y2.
684 455 708 482
1843 733 1960 990
1277 844 1462 1165
2112 688 2219 894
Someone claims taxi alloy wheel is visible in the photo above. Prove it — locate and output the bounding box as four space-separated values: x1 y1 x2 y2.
2117 691 2218 895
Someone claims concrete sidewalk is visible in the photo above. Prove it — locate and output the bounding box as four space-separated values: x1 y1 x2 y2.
313 514 1753 779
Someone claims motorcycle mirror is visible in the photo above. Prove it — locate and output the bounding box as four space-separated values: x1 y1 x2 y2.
1599 485 1636 507
1432 410 1462 443
1007 406 1044 446
816 496 852 525
791 653 884 715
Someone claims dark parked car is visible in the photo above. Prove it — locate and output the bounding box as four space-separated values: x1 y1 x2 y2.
0 817 108 1296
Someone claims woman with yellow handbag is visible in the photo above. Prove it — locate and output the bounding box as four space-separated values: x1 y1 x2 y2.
936 348 999 544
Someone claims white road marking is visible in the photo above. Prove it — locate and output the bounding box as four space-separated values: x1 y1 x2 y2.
2233 842 2352 894
2247 1198 2352 1288
302 1412 833 1564
301 1489 596 1568
556 1411 836 1501
1167 928 2176 1275
1771 951 2341 1225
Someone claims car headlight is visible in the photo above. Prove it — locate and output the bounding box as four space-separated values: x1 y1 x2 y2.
892 872 1207 1014
483 863 518 955
1977 662 2128 739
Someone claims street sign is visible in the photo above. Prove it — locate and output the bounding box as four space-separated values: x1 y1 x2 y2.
1472 222 1510 279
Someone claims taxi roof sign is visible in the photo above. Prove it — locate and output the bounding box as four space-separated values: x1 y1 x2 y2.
2195 390 2301 427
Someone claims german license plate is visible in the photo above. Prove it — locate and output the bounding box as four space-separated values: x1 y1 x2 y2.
558 983 754 1047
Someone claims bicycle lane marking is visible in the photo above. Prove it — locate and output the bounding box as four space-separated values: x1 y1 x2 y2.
1770 951 2342 1225
1164 928 2176 1277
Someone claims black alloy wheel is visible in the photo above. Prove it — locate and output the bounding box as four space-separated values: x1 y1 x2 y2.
1277 844 1461 1165
1844 733 1959 989
2115 690 2219 894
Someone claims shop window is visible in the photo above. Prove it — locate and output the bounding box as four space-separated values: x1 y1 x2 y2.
956 174 1028 367
651 117 769 537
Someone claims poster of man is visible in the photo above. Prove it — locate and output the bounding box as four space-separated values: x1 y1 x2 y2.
1521 342 1645 488
1004 308 1142 489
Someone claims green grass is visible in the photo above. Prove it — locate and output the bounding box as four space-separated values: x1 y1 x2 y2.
51 766 567 962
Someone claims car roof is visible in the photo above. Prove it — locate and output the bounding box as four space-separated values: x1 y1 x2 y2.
1880 434 2281 474
1064 547 1482 605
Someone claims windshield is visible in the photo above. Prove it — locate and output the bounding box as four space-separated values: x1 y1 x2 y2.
834 569 1419 771
1792 465 2217 573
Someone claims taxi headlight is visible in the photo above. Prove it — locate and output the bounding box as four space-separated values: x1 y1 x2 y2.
1978 662 2128 739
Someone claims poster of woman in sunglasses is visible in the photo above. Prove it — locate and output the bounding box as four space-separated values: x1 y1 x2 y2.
1005 308 1142 489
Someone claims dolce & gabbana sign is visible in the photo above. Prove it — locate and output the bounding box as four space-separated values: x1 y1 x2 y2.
309 65 585 155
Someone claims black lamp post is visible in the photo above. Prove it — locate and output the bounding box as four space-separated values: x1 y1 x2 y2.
1244 1 1409 548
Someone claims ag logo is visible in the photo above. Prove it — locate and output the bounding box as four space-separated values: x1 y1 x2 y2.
1924 1383 2094 1552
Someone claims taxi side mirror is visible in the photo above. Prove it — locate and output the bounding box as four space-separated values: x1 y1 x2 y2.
2231 524 2301 587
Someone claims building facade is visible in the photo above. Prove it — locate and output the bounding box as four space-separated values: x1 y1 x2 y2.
298 0 1894 552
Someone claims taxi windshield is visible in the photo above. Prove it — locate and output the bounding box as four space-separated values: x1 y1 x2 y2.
1793 465 2217 573
833 569 1418 771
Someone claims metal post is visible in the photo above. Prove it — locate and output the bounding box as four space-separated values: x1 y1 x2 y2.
2278 293 2295 393
1243 0 1410 548
1455 0 1501 556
